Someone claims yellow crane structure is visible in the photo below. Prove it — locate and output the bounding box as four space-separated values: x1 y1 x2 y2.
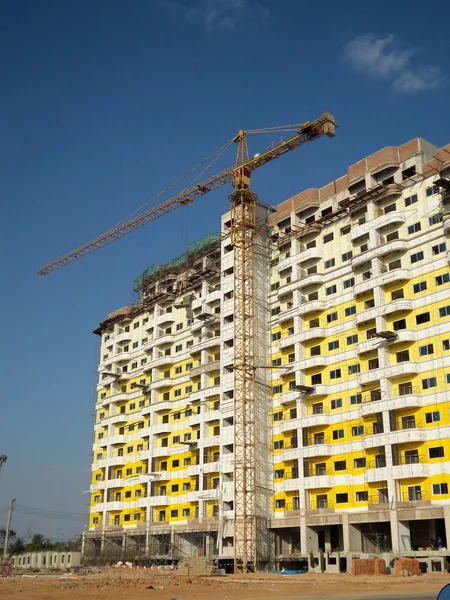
39 112 337 573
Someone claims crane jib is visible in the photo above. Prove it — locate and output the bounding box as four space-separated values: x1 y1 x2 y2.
38 113 336 275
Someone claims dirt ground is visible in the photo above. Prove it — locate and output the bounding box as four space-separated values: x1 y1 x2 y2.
0 570 448 600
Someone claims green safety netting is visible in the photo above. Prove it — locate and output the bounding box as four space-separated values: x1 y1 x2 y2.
134 232 221 292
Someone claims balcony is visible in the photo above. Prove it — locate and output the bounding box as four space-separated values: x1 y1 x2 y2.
351 246 380 269
99 354 118 370
148 495 171 507
361 391 422 417
350 220 372 242
277 253 297 273
150 353 177 370
302 384 329 398
297 327 326 343
206 288 222 304
297 272 324 289
155 312 176 326
296 246 322 265
301 412 332 427
357 337 379 355
152 422 173 435
304 475 334 489
297 299 326 316
100 391 130 407
189 359 220 378
107 434 127 445
302 441 333 458
279 330 296 350
379 267 411 286
144 318 156 332
202 460 221 474
278 278 303 298
383 299 413 316
390 426 427 445
301 355 328 370
366 464 389 484
279 390 300 405
306 503 334 515
392 460 430 480
358 368 382 386
362 432 387 450
385 361 419 378
354 276 375 297
386 329 417 345
278 303 297 323
151 377 173 390
190 333 220 354
203 435 221 447
377 239 409 257
114 330 133 343
143 337 158 352
363 427 427 449
152 444 186 458
154 331 175 347
355 306 380 326
397 490 431 507
373 210 406 231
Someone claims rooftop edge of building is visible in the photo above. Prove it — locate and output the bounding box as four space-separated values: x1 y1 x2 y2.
268 137 450 227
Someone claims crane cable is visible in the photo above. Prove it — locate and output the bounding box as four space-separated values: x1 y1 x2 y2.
114 137 234 230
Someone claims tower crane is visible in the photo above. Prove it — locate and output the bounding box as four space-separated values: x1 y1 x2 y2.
38 112 337 572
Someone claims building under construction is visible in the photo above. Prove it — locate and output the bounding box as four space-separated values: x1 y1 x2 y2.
84 135 450 573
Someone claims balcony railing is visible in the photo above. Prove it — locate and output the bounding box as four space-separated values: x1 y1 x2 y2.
309 499 333 509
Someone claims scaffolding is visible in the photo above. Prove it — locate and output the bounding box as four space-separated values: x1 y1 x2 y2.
133 232 222 302
82 530 218 566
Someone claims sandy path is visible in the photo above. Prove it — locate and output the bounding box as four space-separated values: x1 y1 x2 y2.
0 571 448 600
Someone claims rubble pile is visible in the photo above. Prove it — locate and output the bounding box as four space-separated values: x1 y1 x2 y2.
177 557 217 576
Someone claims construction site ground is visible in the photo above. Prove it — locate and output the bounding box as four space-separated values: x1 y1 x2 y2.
1 570 448 600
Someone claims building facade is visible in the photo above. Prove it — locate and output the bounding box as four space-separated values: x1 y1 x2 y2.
85 137 450 571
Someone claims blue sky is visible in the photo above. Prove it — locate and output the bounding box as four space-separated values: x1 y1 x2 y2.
1 0 450 539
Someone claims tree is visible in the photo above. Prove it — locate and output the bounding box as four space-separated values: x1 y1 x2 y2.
0 528 16 547
9 537 26 554
0 528 18 554
26 533 53 552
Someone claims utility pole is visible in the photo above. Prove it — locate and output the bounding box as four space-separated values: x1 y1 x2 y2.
3 498 16 558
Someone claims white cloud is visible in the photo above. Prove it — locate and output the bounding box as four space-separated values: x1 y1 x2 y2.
344 34 443 93
160 0 269 32
393 65 442 92
344 34 413 77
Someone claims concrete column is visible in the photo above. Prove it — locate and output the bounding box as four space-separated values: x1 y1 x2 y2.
348 523 363 552
300 514 307 553
205 533 215 557
145 528 150 555
397 520 411 551
443 506 450 547
170 528 175 559
342 513 350 552
390 509 401 553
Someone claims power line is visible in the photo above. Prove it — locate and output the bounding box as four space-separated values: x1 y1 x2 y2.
13 504 88 522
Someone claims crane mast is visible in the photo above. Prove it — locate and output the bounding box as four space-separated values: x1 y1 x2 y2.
230 137 258 572
38 113 337 574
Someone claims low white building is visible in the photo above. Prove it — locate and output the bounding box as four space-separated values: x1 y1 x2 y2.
13 551 81 570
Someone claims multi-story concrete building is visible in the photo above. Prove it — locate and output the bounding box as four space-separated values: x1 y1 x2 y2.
85 137 450 572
